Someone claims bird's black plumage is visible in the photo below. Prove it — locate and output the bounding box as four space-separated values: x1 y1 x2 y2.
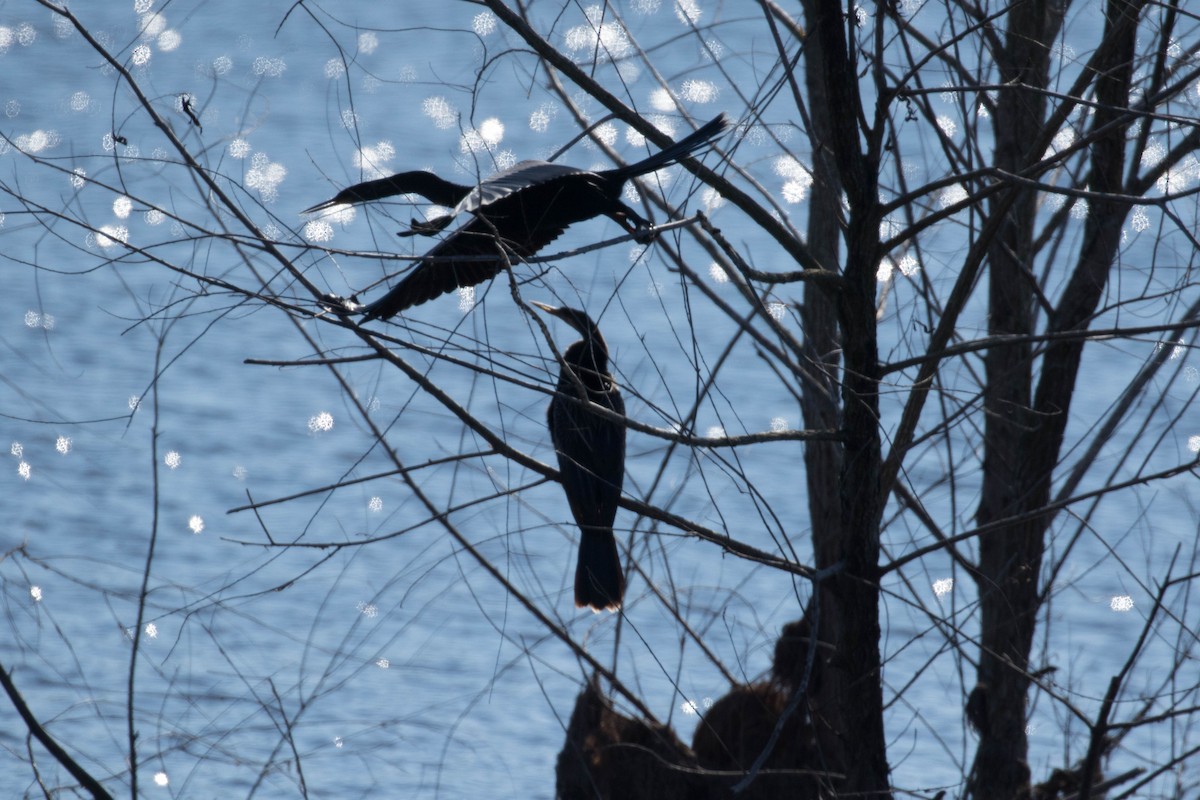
533 301 626 611
318 113 730 319
302 170 471 215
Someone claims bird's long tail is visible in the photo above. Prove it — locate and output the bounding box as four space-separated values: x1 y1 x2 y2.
618 113 731 178
575 528 625 611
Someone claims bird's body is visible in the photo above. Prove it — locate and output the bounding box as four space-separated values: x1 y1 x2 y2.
533 302 626 611
305 114 730 319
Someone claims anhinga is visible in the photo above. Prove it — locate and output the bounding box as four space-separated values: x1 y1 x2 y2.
304 114 731 319
532 301 626 611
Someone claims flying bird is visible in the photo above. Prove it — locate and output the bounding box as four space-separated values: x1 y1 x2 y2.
533 301 626 611
305 114 731 319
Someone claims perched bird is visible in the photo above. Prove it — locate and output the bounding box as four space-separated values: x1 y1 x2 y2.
305 114 730 319
533 301 626 611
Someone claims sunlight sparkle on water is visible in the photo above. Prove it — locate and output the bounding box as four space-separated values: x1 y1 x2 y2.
706 425 725 439
145 623 158 639
95 225 129 249
423 96 457 129
139 12 166 37
708 262 728 284
303 220 334 242
368 496 383 512
458 286 476 313
357 601 378 618
565 7 631 61
17 129 60 154
933 578 954 597
590 121 617 149
357 31 378 54
323 58 345 79
939 184 968 209
10 442 22 457
228 138 251 158
188 515 204 534
355 141 395 176
767 302 786 320
56 436 71 455
246 152 287 203
129 396 141 411
877 257 895 282
252 57 286 77
113 196 132 219
530 105 553 132
157 29 181 52
70 168 86 189
17 461 31 480
478 118 505 147
376 658 390 669
675 0 702 25
873 214 902 236
681 699 700 715
473 12 497 36
308 412 334 433
1130 208 1149 232
701 186 724 211
164 451 181 469
770 417 787 433
1187 435 1200 453
24 311 54 329
131 44 151 66
30 586 42 602
212 55 232 75
153 772 168 787
775 156 812 203
680 80 719 104
650 88 676 112
1140 140 1166 171
1110 595 1134 612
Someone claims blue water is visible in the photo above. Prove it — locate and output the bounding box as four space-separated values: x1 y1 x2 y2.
2 2 1196 797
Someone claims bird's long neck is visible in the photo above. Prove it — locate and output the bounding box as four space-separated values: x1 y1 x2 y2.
563 337 611 393
393 171 472 206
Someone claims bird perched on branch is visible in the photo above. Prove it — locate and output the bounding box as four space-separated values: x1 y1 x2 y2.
532 301 626 611
304 114 731 319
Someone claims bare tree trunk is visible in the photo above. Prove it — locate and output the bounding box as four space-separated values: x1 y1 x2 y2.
971 1 1138 797
801 1 891 796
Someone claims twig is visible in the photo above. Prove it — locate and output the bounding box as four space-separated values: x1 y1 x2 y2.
0 661 115 800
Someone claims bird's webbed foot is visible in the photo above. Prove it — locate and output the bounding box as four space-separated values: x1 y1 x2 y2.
318 293 362 316
397 215 453 238
632 224 659 245
612 203 657 244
